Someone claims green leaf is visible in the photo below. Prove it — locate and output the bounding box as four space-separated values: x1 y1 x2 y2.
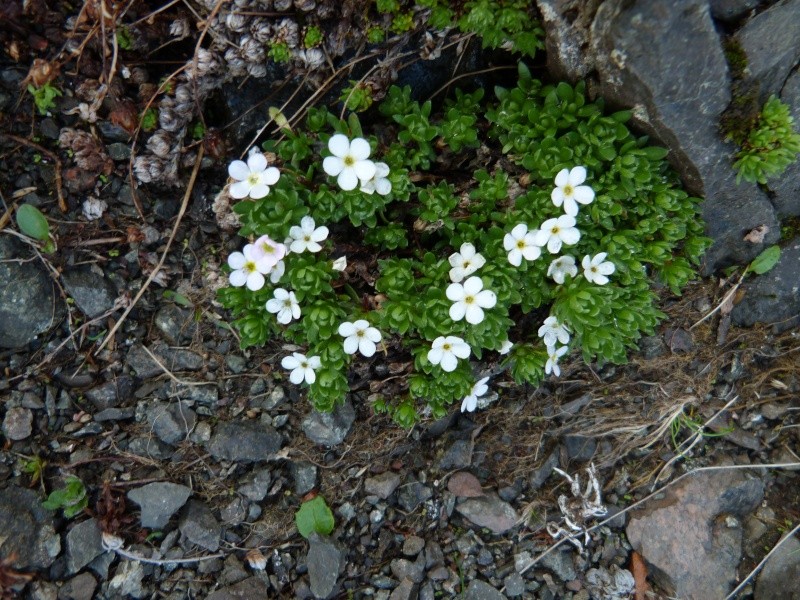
16 204 51 241
295 496 335 538
749 245 781 274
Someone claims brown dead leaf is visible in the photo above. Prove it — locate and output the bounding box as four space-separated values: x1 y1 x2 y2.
447 471 484 498
744 224 769 244
24 58 57 88
59 128 113 176
630 551 650 600
109 99 139 135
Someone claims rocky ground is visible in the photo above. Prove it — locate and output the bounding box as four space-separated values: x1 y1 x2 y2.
2 1 800 599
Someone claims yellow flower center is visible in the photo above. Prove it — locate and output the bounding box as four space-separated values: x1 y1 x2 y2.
563 184 574 196
244 261 256 273
248 174 260 185
465 296 475 305
343 155 355 167
443 343 451 351
551 226 560 234
516 240 525 249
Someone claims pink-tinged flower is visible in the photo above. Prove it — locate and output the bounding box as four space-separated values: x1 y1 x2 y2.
551 166 595 217
533 215 581 254
251 235 287 271
322 134 377 191
427 336 471 372
228 152 280 199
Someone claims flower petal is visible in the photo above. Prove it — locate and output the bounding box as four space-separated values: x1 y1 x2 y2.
328 134 350 158
547 237 562 254
446 283 465 302
475 289 497 308
338 168 359 191
263 167 280 185
353 159 376 182
281 355 300 369
598 262 615 275
310 225 329 242
338 321 356 337
465 304 484 324
359 339 377 357
521 245 542 261
427 347 444 365
573 185 594 204
569 166 587 186
323 156 343 176
551 187 565 206
449 302 467 322
463 276 483 296
229 269 247 287
374 178 392 195
230 180 252 199
563 198 578 217
249 183 270 199
228 252 246 269
559 228 581 246
364 328 382 343
451 340 471 359
349 137 371 161
507 249 522 267
440 353 457 372
308 356 321 369
511 223 528 239
247 152 267 173
532 230 551 247
554 168 570 187
228 160 250 181
246 272 265 291
343 335 359 355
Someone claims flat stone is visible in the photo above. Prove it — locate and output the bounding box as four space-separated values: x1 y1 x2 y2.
206 577 270 600
126 343 203 378
709 0 762 22
531 447 560 489
0 236 64 348
364 472 402 500
85 376 134 410
770 68 800 217
436 439 473 470
456 494 519 535
389 579 419 600
146 401 196 445
0 485 60 569
540 549 577 582
755 532 800 600
61 267 117 318
154 304 198 344
238 468 272 501
207 421 282 463
66 518 105 575
302 400 356 446
128 482 192 529
626 469 764 599
396 479 432 512
289 461 318 495
307 533 344 599
732 238 800 331
390 554 426 584
93 407 135 421
179 500 220 551
125 436 173 460
2 406 33 440
503 573 526 597
402 535 425 557
562 434 597 461
57 572 96 600
464 580 504 600
108 560 146 598
585 566 636 600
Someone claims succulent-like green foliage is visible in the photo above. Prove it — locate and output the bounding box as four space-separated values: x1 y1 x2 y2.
731 95 800 185
218 63 709 425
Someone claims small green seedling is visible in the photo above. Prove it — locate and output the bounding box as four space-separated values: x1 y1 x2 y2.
748 245 781 275
16 203 56 253
294 495 335 538
27 82 62 115
42 476 89 518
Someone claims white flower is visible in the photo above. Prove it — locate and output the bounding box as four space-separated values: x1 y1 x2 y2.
533 215 581 254
547 255 578 284
538 316 571 347
289 216 329 253
251 235 287 271
461 376 490 413
281 352 321 385
551 166 595 217
503 223 542 267
360 162 392 195
545 346 569 377
227 244 272 291
428 336 471 372
498 340 513 355
270 260 285 284
338 319 382 358
446 276 497 325
322 134 377 191
582 253 616 285
266 288 301 324
448 242 486 283
228 152 280 199
332 256 348 272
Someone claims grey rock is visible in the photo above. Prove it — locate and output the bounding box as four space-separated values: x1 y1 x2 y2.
220 496 248 524
39 118 60 140
732 238 800 330
504 573 526 597
540 549 577 582
364 472 402 500
436 439 473 470
735 0 800 101
126 436 173 460
770 68 800 217
29 581 58 600
179 500 221 551
147 401 196 445
402 535 425 557
126 343 203 378
239 468 272 501
562 434 597 461
154 304 198 344
85 376 134 410
390 554 426 584
2 406 33 440
307 533 344 599
397 479 433 512
0 236 64 348
638 335 667 360
755 532 800 600
626 470 764 599
97 121 131 142
390 579 420 600
108 560 146 598
464 580 504 600
225 354 248 374
128 482 192 529
206 577 270 600
456 494 519 535
93 407 135 421
57 572 96 600
709 0 762 22
207 421 282 463
61 267 117 318
289 461 318 495
0 485 60 569
66 518 105 575
178 383 219 406
531 447 560 489
302 400 356 446
585 566 636 600
106 142 131 161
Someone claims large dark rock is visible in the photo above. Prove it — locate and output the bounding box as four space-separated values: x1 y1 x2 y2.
0 236 63 348
128 482 192 529
0 485 61 570
536 0 784 272
732 237 800 330
768 67 800 217
306 533 344 599
709 0 763 22
65 518 105 575
755 532 800 600
302 400 356 446
207 421 282 463
61 267 117 319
